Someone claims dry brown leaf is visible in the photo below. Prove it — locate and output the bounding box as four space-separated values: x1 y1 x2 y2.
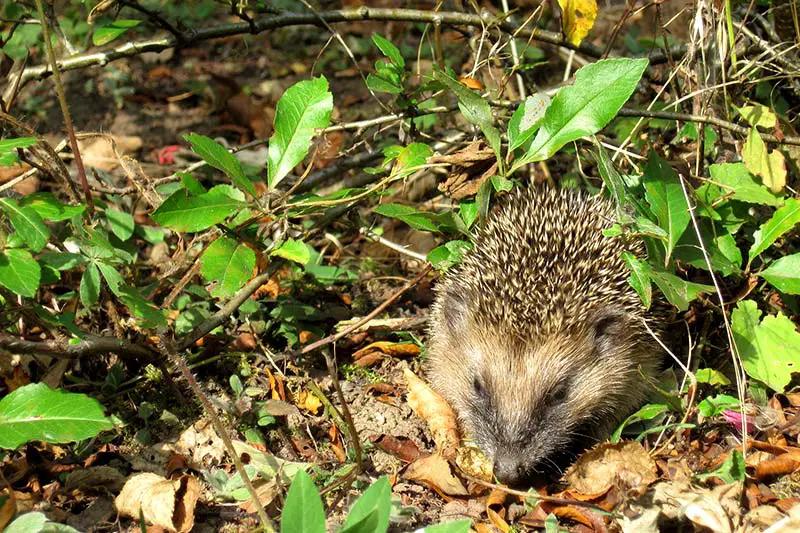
404 453 468 497
353 341 421 360
80 134 143 172
64 466 126 492
370 434 423 463
240 480 280 515
755 453 800 480
566 441 657 497
0 490 14 532
403 366 460 457
114 473 200 533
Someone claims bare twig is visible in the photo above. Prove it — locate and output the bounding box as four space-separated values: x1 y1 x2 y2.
16 7 688 87
0 333 157 362
289 264 433 358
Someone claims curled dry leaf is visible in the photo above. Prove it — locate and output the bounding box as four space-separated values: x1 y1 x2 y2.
297 390 322 414
114 473 200 533
353 341 421 360
404 453 469 498
79 134 143 172
566 441 657 498
403 366 460 457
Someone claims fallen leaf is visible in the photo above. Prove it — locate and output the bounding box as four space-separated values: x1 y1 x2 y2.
404 366 460 457
404 453 469 497
353 341 421 360
370 434 423 463
114 473 200 533
566 441 657 497
297 390 322 414
80 134 143 172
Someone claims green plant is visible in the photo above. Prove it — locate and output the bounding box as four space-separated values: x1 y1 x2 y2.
280 471 471 533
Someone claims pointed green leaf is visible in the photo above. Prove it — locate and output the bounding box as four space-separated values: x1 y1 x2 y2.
515 58 648 167
200 237 256 299
0 383 114 449
80 263 101 307
372 34 404 67
433 69 502 165
268 76 334 188
760 253 800 294
0 137 36 166
151 186 244 232
749 198 800 262
271 239 311 265
105 209 135 241
0 249 41 297
184 133 256 197
642 152 690 261
92 19 142 46
508 93 550 152
0 198 50 252
695 163 783 207
341 477 391 533
374 203 439 232
280 470 325 533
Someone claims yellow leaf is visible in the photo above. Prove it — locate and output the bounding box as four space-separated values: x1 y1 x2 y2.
735 103 776 129
297 390 322 414
743 128 787 193
558 0 598 46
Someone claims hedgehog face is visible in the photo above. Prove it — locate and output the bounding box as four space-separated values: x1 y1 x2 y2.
428 303 654 487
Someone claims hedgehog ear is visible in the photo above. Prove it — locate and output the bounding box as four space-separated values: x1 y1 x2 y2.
441 288 470 336
591 309 629 350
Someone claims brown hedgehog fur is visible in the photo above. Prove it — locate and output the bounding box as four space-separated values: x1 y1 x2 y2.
426 186 663 485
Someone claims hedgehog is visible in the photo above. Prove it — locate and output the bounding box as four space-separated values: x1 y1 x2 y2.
426 185 662 486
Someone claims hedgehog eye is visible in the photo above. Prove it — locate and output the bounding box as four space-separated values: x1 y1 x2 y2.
473 377 487 398
550 380 571 404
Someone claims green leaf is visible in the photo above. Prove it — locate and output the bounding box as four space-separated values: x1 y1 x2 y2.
697 394 739 417
419 520 473 533
374 203 439 232
508 93 550 152
39 252 85 271
697 450 745 483
280 470 325 533
695 163 782 208
151 186 244 232
271 239 311 265
184 133 256 197
5 511 81 533
21 193 85 221
390 143 432 178
695 368 731 386
0 198 50 252
642 152 690 261
623 252 652 309
96 262 123 295
674 219 741 276
117 286 167 327
268 76 334 188
0 137 36 166
366 73 403 94
433 69 502 166
760 253 800 294
749 198 800 263
732 300 800 392
105 209 135 241
92 19 142 46
341 477 391 533
610 403 669 442
428 240 473 270
80 263 101 307
0 383 114 449
514 58 648 168
200 237 256 298
624 254 711 311
372 34 404 67
0 249 41 297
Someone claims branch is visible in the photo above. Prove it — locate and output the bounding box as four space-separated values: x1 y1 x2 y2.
617 107 800 147
17 7 684 86
0 334 157 362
